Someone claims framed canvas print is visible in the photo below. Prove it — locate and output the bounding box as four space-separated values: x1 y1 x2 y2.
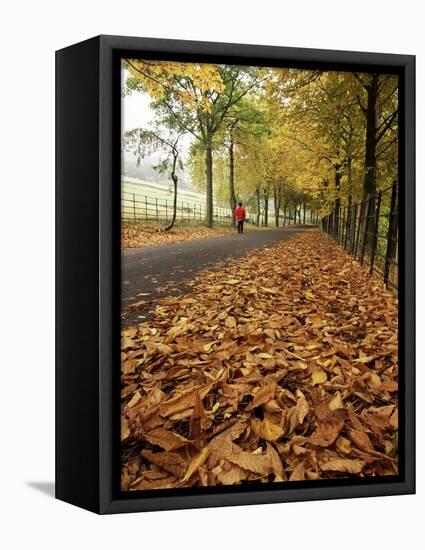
56 35 415 514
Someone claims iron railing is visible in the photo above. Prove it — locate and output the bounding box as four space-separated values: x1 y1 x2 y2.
322 182 399 290
121 191 320 227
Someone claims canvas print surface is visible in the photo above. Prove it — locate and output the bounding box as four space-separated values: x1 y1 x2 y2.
120 59 399 492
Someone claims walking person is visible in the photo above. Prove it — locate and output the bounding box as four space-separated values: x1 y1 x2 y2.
235 202 246 234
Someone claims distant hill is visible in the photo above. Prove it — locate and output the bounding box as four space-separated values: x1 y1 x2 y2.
122 150 196 193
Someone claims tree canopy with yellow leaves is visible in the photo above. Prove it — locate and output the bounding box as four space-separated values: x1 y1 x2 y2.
123 59 398 228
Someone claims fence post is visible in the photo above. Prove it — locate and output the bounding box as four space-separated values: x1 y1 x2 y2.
132 193 136 221
340 206 345 245
155 197 159 221
350 204 357 255
165 199 168 220
344 203 350 250
384 182 398 286
369 191 382 274
360 195 372 264
354 201 364 259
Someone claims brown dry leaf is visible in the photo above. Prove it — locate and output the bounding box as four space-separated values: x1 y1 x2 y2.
121 222 240 249
228 451 272 476
143 427 190 452
336 435 352 454
141 450 187 478
121 416 130 442
127 391 142 408
246 382 276 411
251 416 284 442
182 447 210 482
159 384 213 417
296 395 310 424
266 442 285 480
348 429 375 453
380 380 398 392
289 461 306 481
189 390 207 440
121 230 398 490
225 315 237 328
320 458 365 474
309 419 344 447
216 461 248 485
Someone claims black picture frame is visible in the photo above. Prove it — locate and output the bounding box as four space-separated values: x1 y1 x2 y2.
56 34 415 514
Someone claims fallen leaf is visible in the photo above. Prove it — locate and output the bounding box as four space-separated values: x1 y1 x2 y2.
320 458 365 474
312 367 328 385
143 427 190 451
182 447 210 482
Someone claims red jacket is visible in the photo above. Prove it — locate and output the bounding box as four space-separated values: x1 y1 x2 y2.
235 206 246 221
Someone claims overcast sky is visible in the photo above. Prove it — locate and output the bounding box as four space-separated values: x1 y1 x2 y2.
121 68 195 155
121 69 153 133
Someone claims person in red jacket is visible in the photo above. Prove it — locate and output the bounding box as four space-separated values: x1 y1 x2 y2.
234 202 246 234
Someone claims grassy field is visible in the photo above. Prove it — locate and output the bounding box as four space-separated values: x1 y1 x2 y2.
121 176 237 224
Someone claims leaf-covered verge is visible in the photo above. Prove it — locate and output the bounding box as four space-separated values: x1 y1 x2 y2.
122 221 258 249
121 230 398 491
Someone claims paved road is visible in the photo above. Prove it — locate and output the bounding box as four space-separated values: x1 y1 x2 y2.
121 225 314 326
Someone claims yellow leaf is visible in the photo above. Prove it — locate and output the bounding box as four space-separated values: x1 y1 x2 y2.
127 391 142 408
225 316 237 328
182 447 210 482
329 391 344 410
258 352 274 359
368 373 382 388
336 435 352 454
252 417 284 442
312 368 327 385
260 286 278 295
304 290 315 299
121 416 130 441
203 341 215 353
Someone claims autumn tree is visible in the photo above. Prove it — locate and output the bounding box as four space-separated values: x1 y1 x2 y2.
353 73 398 198
123 128 185 231
125 60 263 227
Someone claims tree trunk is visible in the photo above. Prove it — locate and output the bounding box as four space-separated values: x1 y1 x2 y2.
228 137 237 227
263 192 269 227
362 75 379 250
334 169 342 237
274 185 280 227
165 174 178 231
205 138 213 228
255 187 261 226
165 151 179 231
283 202 287 226
363 74 379 199
303 202 306 224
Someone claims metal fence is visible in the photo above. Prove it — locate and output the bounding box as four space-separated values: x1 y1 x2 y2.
122 190 322 228
322 182 399 291
121 191 234 224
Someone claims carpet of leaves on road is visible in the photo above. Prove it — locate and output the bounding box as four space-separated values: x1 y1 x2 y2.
122 221 254 248
121 230 398 490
